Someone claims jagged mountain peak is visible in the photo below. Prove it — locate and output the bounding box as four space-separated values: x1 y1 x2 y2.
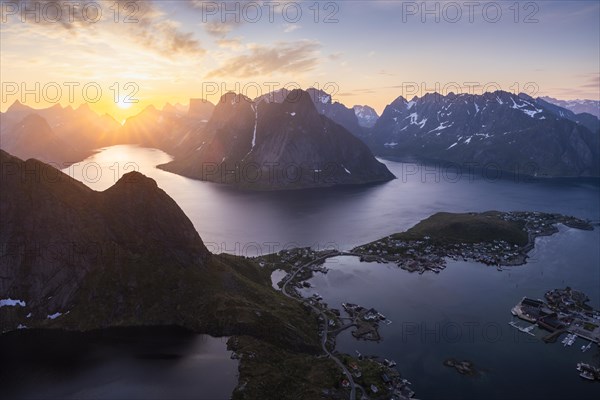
218 92 253 106
353 105 379 128
306 87 332 105
370 90 599 177
7 100 33 113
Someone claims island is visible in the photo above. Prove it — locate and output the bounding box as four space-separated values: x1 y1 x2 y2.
443 358 479 377
351 211 593 274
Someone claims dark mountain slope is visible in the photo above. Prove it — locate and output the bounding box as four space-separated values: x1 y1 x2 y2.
0 150 317 351
159 90 394 189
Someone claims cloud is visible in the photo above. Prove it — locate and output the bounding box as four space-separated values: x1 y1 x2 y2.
283 23 301 33
328 52 343 61
216 37 244 50
206 40 321 79
203 20 242 38
580 75 600 89
377 69 395 77
7 1 205 57
188 1 245 37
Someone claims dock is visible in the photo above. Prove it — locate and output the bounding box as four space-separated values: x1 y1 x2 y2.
509 321 536 336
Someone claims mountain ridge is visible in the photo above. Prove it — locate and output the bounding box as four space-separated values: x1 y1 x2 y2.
159 89 395 190
0 150 318 353
368 90 600 177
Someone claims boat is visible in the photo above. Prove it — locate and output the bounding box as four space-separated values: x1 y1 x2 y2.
581 342 592 352
576 363 599 381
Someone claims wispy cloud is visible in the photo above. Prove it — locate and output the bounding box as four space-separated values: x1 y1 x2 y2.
203 20 242 38
283 23 301 33
206 40 321 78
216 37 244 50
7 1 205 57
328 52 343 61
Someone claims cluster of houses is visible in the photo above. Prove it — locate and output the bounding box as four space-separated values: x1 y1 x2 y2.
355 235 525 274
512 289 600 345
342 303 385 322
353 212 592 275
498 211 591 234
340 359 415 399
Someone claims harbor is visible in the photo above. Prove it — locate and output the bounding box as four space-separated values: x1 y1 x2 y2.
511 287 600 346
511 288 600 382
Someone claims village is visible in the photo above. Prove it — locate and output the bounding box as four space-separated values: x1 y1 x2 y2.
351 211 593 274
252 211 595 398
511 287 600 382
261 247 417 399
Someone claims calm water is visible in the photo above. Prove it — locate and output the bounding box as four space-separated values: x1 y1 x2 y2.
54 145 600 399
63 145 600 256
0 327 238 400
300 227 600 400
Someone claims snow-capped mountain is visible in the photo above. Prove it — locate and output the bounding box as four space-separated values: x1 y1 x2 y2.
255 88 366 138
353 105 379 128
540 97 600 118
370 91 599 177
534 97 599 132
159 90 394 189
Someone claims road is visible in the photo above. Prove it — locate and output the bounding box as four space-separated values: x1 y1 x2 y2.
280 252 366 400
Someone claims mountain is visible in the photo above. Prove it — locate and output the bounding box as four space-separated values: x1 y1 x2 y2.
353 105 379 128
540 96 600 118
0 150 317 352
0 114 87 165
0 101 120 163
111 99 214 154
159 90 395 189
305 88 366 138
188 98 215 120
535 97 599 132
256 88 366 138
369 91 600 177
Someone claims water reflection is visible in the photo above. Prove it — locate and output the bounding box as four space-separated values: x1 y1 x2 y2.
0 327 238 400
64 146 600 256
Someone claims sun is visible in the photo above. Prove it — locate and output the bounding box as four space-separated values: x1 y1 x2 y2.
117 97 132 109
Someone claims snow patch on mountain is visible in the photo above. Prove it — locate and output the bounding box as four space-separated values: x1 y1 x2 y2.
0 298 26 307
407 113 427 128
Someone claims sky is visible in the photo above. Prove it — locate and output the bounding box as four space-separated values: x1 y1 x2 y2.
1 0 599 119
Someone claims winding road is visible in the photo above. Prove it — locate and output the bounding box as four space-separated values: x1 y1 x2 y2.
280 252 366 400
